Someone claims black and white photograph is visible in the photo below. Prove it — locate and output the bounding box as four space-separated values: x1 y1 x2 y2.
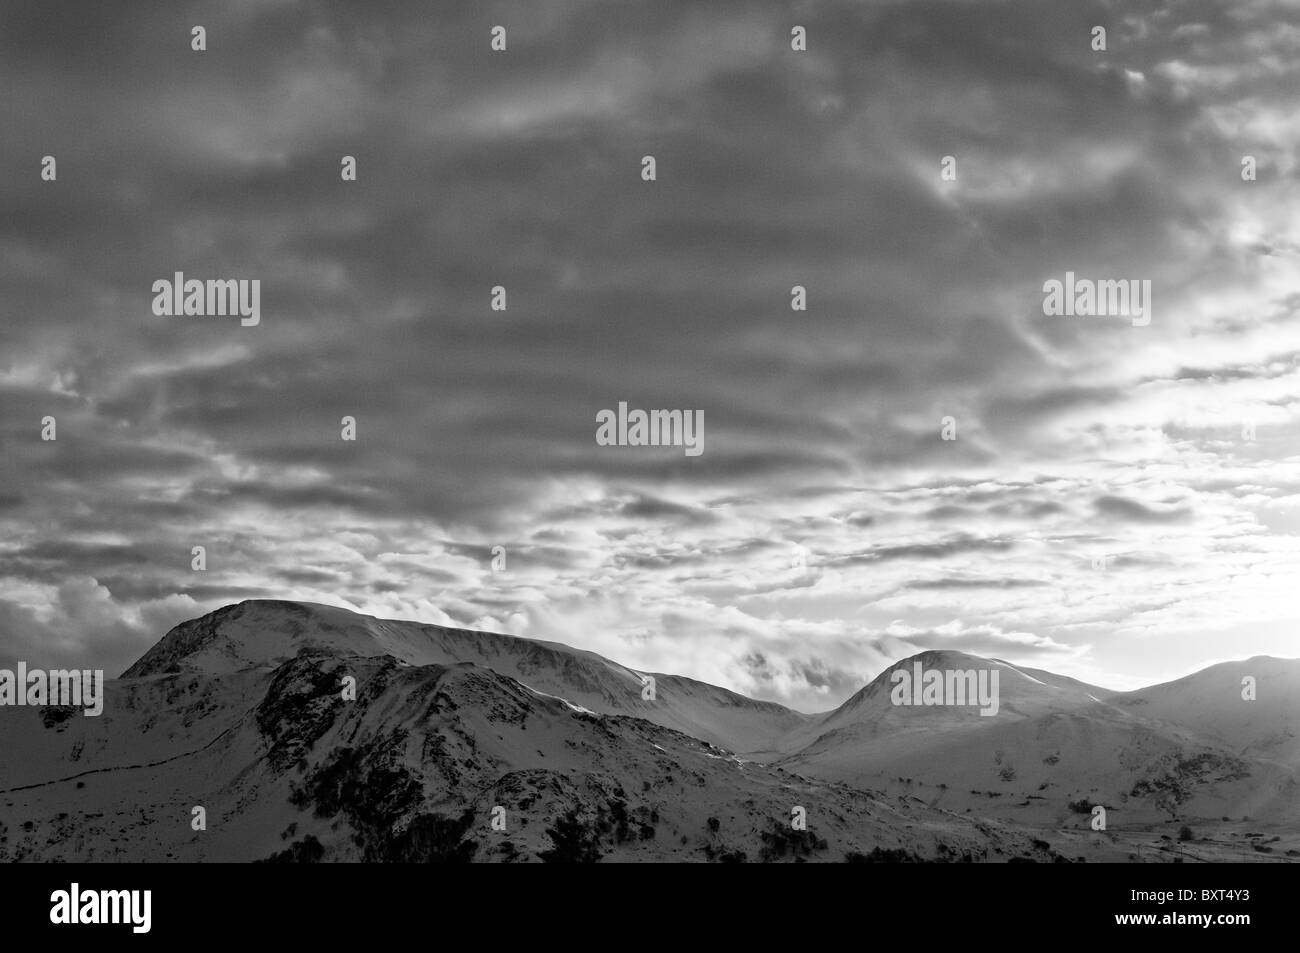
1 0 1296 935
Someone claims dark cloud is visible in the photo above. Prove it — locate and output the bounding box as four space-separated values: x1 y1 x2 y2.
834 534 1017 565
1094 495 1192 524
616 494 716 524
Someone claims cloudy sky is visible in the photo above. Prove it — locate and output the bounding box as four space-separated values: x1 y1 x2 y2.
2 0 1299 711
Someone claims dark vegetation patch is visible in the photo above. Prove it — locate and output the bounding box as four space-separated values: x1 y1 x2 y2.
289 737 478 862
758 819 828 862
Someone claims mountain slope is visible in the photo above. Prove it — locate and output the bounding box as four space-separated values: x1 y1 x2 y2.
121 600 810 755
6 601 1294 862
1111 656 1300 764
1 652 1054 862
775 651 1300 831
777 650 1112 752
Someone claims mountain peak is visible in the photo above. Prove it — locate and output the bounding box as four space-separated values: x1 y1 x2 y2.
121 600 389 678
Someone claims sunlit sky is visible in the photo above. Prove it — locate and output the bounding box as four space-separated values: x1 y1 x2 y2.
2 0 1299 711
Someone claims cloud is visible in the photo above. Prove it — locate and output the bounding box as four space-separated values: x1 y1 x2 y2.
0 578 202 676
1094 495 1193 523
2 0 1299 702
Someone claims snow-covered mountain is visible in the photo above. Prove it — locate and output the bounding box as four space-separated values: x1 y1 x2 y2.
0 610 1042 863
1112 656 1300 763
2 601 1297 862
774 650 1300 835
122 600 811 754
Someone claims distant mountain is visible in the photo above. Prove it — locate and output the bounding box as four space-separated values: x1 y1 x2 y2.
1112 656 1300 763
774 650 1300 833
778 650 1113 749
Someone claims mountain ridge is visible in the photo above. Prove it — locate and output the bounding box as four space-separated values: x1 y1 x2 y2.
121 599 812 754
2 599 1295 862
125 598 1298 712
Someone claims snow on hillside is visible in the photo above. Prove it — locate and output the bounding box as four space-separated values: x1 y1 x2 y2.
122 600 810 754
4 601 1295 863
1 651 1052 863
